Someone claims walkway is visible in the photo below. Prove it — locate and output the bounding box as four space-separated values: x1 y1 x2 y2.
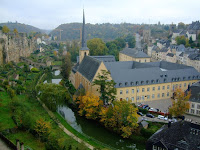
0 139 12 150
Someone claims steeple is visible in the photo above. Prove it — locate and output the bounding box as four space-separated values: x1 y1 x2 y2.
79 9 89 63
81 9 88 49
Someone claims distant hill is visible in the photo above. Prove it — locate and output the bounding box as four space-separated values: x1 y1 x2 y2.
0 22 43 33
50 23 140 41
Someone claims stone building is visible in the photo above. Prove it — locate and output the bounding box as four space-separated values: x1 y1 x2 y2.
119 47 151 62
0 31 36 65
143 28 151 44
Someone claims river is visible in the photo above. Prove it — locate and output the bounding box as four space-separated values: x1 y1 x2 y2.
47 70 145 150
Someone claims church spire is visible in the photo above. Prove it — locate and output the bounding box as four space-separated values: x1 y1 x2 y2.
81 9 87 48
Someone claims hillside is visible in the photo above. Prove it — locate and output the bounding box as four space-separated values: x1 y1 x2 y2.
50 23 140 41
0 22 43 33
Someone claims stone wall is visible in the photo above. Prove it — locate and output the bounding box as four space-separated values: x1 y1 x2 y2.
0 31 36 65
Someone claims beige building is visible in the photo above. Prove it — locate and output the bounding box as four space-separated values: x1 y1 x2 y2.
166 53 176 63
119 48 150 63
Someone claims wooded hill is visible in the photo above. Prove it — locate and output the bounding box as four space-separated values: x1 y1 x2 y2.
0 22 46 33
50 23 141 41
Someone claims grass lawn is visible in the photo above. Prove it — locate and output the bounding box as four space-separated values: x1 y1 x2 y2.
52 61 62 66
0 92 16 131
6 130 45 150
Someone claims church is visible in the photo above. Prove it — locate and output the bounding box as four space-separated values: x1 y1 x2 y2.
69 10 200 103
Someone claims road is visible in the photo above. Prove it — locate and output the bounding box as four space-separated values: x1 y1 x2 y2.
0 139 12 150
135 33 142 49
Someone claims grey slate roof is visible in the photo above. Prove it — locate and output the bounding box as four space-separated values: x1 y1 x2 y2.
188 53 200 60
177 44 185 52
160 47 168 52
166 53 175 57
90 55 116 62
146 121 200 150
104 61 200 88
77 56 101 82
120 48 150 58
189 81 200 103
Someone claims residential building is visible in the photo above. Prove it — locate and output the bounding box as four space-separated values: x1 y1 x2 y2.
146 121 200 150
187 81 200 116
119 47 151 62
166 53 176 63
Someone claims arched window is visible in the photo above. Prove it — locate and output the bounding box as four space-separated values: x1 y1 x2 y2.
125 82 128 86
84 52 87 56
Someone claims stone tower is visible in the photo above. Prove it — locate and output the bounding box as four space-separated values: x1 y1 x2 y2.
79 9 89 63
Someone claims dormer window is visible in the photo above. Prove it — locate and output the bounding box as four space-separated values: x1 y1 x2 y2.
165 75 167 77
151 80 155 84
125 82 128 86
164 78 167 82
172 78 174 82
141 81 144 85
130 82 134 86
193 76 195 79
188 76 191 80
146 80 149 84
136 81 139 85
183 77 186 80
160 75 163 77
119 83 122 86
178 77 180 81
156 79 160 83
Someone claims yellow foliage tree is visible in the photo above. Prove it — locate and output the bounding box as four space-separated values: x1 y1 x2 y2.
100 100 139 138
76 92 103 120
2 26 10 33
34 118 51 140
13 28 18 34
53 50 58 56
169 88 191 117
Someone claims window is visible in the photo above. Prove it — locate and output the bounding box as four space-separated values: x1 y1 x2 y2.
146 80 149 84
162 93 165 97
131 97 134 102
156 79 160 83
120 90 123 94
162 86 165 90
136 81 139 85
152 87 155 91
126 97 129 101
179 84 182 88
184 83 187 87
191 109 195 114
191 103 195 108
158 86 160 90
131 82 134 86
141 81 144 85
147 87 150 92
142 88 145 92
126 89 129 94
151 80 155 84
125 82 128 86
152 94 155 99
147 95 150 99
137 96 140 100
142 96 144 100
132 89 134 94
137 89 139 93
119 83 122 86
197 105 200 109
157 93 160 98
167 92 169 97
167 85 170 89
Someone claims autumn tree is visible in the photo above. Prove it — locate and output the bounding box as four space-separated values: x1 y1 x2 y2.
13 28 18 34
35 118 51 140
36 83 67 111
2 26 10 33
93 70 116 104
100 100 139 138
61 52 71 79
76 92 103 120
169 88 191 117
87 38 108 56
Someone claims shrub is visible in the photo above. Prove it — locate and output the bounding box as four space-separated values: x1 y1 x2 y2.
31 67 40 73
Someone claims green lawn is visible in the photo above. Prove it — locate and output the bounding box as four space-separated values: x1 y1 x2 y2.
0 92 16 131
52 61 62 66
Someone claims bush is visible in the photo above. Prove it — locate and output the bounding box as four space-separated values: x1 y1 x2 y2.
138 107 148 114
140 128 154 138
31 67 40 73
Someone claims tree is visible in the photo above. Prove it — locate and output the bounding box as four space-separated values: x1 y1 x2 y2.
114 38 126 49
2 26 10 33
93 70 116 104
125 34 136 48
169 88 191 117
175 36 187 45
178 22 185 29
35 118 51 140
87 38 108 56
61 52 71 79
76 92 103 120
106 41 119 60
13 28 18 34
100 100 139 138
36 83 67 111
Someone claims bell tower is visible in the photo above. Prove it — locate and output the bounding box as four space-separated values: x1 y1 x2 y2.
79 9 89 63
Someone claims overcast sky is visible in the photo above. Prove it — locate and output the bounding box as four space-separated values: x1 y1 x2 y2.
0 0 200 30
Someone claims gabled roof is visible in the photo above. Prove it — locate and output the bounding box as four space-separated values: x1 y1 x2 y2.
120 48 150 58
77 56 101 81
177 44 185 52
160 47 168 52
166 53 175 57
188 53 200 60
90 55 116 62
147 121 200 150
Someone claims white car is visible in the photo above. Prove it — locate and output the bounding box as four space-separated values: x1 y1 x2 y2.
158 115 168 121
149 108 158 112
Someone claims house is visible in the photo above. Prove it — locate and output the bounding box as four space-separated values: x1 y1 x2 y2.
157 47 170 61
187 53 200 72
157 39 170 49
139 121 149 129
119 47 151 62
146 121 200 150
186 81 200 116
186 30 197 41
166 53 176 63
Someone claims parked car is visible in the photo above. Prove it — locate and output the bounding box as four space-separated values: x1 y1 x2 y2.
145 106 150 110
146 113 155 118
142 105 149 109
137 112 144 116
138 104 144 108
158 115 168 121
171 118 177 123
149 108 158 112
